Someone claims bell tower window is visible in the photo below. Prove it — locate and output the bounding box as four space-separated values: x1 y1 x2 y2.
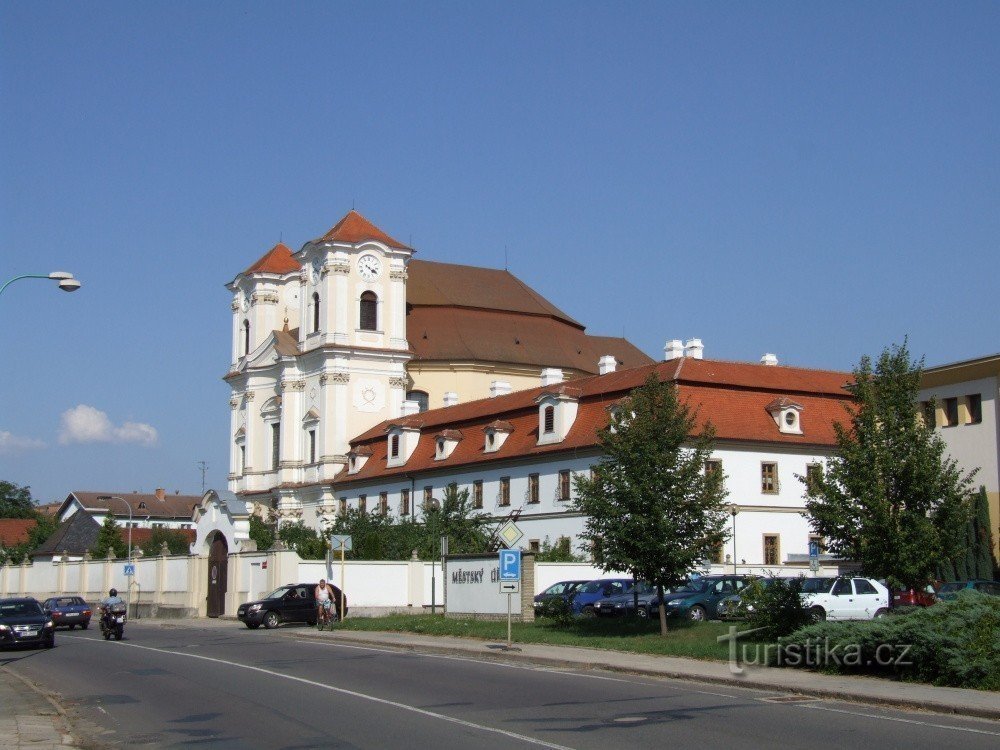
360 291 378 331
243 319 251 356
312 293 320 333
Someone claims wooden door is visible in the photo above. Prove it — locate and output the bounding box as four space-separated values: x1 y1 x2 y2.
207 535 228 617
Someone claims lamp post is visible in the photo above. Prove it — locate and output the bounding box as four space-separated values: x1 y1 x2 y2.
0 271 82 297
98 496 133 617
729 504 739 575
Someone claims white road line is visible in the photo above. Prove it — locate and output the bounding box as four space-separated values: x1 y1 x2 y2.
78 638 576 750
795 703 1000 737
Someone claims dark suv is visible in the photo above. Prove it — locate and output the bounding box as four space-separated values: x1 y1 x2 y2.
237 583 347 629
0 597 55 649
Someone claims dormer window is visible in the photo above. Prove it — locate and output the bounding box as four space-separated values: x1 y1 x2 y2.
390 434 399 458
483 421 513 453
347 445 372 475
543 405 555 434
766 397 803 435
434 430 462 460
386 421 421 468
536 386 581 446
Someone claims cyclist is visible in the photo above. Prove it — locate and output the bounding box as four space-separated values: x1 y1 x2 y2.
314 580 335 628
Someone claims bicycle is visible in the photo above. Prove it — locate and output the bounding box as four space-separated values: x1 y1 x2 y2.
317 599 334 631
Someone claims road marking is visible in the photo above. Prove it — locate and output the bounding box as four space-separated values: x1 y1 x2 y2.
794 703 1000 737
79 638 576 750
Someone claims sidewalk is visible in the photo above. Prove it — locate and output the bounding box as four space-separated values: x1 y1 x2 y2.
0 667 82 749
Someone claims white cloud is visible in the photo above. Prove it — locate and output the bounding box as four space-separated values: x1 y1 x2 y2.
58 405 158 447
0 430 46 454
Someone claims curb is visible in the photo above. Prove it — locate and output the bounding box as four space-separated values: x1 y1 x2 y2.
1 665 81 747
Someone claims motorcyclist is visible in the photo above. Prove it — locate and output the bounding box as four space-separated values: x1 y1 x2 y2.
100 588 125 613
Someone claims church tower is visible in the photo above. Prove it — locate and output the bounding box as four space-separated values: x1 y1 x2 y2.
225 211 412 528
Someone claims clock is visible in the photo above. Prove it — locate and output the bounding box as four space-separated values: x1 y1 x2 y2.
357 254 381 281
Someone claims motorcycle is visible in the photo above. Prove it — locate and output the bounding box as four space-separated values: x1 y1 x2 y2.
100 604 127 641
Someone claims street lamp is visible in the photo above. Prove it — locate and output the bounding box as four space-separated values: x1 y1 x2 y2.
98 496 133 617
0 271 82 297
729 504 739 575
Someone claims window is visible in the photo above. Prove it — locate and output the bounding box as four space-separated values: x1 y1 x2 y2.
359 291 378 331
761 462 778 494
763 534 780 565
558 470 571 501
312 292 320 333
271 423 280 470
358 495 367 513
543 405 555 434
243 319 250 355
528 474 539 503
943 397 959 427
338 497 347 516
390 434 399 458
967 394 982 424
832 578 853 596
239 445 246 474
528 539 540 553
436 438 444 457
308 429 317 464
806 463 822 494
705 459 722 477
473 480 483 509
379 492 388 515
400 489 410 516
711 543 724 564
424 486 433 508
499 476 510 506
854 579 877 595
486 432 495 449
406 391 429 413
921 400 936 428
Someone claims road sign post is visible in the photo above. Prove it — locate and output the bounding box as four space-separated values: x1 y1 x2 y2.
809 540 820 574
499 549 521 648
329 535 352 621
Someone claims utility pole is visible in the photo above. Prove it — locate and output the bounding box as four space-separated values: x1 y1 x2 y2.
197 461 209 494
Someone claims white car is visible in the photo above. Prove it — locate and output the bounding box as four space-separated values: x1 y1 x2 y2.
799 577 890 621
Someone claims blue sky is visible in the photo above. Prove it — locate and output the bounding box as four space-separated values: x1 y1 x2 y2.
1 2 997 504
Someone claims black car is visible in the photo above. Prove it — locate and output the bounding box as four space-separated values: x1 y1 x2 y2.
237 583 348 629
533 580 589 615
42 596 92 630
593 582 659 617
0 597 55 649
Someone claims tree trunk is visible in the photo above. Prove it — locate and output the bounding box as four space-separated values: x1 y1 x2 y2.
656 583 669 635
632 577 640 617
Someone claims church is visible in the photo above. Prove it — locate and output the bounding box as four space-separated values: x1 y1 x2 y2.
226 210 850 566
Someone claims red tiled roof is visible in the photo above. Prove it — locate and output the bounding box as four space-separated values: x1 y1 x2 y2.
337 357 854 486
243 243 302 276
63 492 203 521
0 519 36 546
313 210 411 250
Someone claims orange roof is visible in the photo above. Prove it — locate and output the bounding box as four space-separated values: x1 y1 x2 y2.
337 357 854 486
0 519 37 546
313 210 411 250
243 243 301 276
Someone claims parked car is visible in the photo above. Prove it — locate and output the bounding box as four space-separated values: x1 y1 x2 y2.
715 576 795 620
800 577 890 621
0 597 55 650
571 578 636 616
891 586 937 609
654 575 750 621
237 583 347 629
42 596 92 630
935 580 1000 601
593 582 659 617
533 580 589 615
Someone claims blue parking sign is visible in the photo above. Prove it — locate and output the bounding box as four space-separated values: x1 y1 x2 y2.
499 549 521 581
808 541 819 559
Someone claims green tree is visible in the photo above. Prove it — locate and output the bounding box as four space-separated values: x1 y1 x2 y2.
803 342 976 589
277 521 327 559
91 514 127 559
138 528 191 556
328 508 423 560
419 483 491 559
0 481 36 519
249 514 276 551
973 487 998 579
534 536 585 562
573 373 729 635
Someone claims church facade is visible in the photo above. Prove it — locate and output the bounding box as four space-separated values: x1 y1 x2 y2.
225 210 851 566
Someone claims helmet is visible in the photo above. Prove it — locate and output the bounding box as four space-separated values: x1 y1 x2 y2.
109 588 118 597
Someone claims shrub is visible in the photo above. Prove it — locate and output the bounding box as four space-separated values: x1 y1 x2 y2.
537 596 575 626
777 591 1000 690
739 576 812 639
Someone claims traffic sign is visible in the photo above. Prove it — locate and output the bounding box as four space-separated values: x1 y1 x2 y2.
329 534 353 551
499 549 521 581
808 541 820 559
497 521 524 548
123 563 135 576
500 581 521 594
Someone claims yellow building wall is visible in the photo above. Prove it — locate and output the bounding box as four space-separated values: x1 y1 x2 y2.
406 362 592 410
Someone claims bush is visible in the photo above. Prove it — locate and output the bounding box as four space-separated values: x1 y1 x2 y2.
777 591 1000 690
139 528 191 556
537 596 575 626
739 576 812 639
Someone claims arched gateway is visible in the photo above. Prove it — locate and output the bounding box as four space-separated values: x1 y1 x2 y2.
207 533 228 617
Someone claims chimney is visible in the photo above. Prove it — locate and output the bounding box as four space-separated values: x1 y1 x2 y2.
490 380 512 398
663 339 684 361
598 355 617 375
760 353 779 366
684 338 704 360
540 368 564 386
154 487 166 502
401 399 420 417
443 391 459 407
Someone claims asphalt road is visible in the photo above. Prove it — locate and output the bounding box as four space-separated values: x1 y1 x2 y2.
3 620 998 749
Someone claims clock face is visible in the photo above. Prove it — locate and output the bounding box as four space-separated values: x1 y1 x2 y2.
357 254 381 281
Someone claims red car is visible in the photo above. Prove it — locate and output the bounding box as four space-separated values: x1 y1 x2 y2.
891 587 936 609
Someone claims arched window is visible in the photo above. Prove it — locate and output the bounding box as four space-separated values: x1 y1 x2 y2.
543 405 555 434
242 320 250 355
406 390 429 413
312 293 320 333
359 292 378 331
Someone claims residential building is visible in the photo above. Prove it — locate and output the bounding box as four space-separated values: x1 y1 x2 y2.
56 490 201 531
